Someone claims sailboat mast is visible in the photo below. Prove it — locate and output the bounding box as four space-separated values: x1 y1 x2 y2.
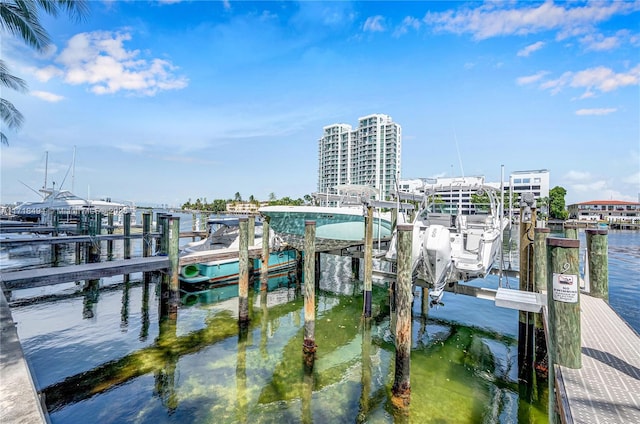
71 146 76 194
43 151 48 200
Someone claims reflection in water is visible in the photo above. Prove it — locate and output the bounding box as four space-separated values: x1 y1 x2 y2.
17 254 548 423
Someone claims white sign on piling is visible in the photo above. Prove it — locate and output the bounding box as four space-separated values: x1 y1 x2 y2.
552 273 579 303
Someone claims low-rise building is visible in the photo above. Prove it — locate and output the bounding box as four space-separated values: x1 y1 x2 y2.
567 200 640 223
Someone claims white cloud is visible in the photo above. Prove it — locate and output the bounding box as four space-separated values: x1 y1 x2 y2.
422 1 640 40
516 71 549 85
0 147 40 170
517 41 545 57
564 170 592 182
575 108 617 116
580 33 619 51
535 65 640 96
363 15 385 32
33 65 63 82
38 31 188 96
31 91 65 102
622 171 640 185
393 16 421 37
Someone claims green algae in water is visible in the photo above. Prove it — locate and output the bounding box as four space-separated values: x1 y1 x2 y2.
37 275 547 423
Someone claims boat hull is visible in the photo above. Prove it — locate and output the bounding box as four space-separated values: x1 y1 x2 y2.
179 249 298 286
259 206 393 251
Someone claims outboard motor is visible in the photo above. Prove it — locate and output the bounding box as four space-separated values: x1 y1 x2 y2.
423 225 452 287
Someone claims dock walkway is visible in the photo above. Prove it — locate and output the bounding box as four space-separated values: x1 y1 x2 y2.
0 289 47 424
555 294 640 423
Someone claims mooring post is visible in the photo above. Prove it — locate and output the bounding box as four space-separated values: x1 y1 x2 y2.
564 223 578 240
123 212 132 260
392 223 413 410
585 228 608 301
158 214 169 256
546 237 581 423
191 212 197 241
363 205 373 317
51 210 60 265
107 212 114 261
303 220 317 363
533 227 550 375
260 217 270 291
518 193 536 383
237 217 250 323
75 214 83 264
248 215 255 246
168 216 181 314
88 212 102 264
142 212 152 257
546 237 581 369
351 257 360 280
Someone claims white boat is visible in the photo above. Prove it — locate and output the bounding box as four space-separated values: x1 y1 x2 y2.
386 178 507 305
258 204 394 252
12 188 134 222
179 217 297 287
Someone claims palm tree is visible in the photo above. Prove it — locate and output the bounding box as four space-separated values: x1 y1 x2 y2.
0 0 89 145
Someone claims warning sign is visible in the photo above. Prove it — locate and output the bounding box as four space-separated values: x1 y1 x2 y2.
552 273 579 303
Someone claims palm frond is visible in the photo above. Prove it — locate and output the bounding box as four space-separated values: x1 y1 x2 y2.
0 60 28 92
0 1 50 50
1 97 25 130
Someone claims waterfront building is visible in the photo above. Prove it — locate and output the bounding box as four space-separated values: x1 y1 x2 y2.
508 169 550 202
318 114 401 203
567 200 640 223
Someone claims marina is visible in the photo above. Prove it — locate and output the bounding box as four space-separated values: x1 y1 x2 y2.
0 210 639 423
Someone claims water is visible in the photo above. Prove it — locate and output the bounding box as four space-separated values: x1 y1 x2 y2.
6 226 639 423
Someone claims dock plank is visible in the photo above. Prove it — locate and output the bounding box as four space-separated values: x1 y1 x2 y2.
1 257 170 289
0 289 47 423
556 294 640 424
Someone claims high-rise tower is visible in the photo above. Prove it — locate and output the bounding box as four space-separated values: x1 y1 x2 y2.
318 114 401 201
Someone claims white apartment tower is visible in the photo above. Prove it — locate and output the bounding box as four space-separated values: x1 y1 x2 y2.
318 114 401 200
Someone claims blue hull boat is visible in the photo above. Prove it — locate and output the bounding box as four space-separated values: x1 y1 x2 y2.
179 249 297 286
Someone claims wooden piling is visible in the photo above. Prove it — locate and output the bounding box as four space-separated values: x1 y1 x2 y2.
585 229 608 301
392 223 413 409
75 214 84 264
168 216 180 299
533 227 550 376
518 203 536 383
50 210 60 266
107 212 114 261
546 237 581 369
238 217 250 323
564 223 578 240
303 220 317 361
351 257 360 280
363 205 373 317
260 218 270 291
123 212 132 260
142 212 152 258
248 215 255 246
157 214 169 256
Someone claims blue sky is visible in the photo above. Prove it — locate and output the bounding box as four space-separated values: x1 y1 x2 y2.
1 0 639 207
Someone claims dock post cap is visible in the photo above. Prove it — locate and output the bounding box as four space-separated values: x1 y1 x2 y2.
397 223 414 231
585 228 608 235
534 227 551 233
305 220 316 226
546 237 580 248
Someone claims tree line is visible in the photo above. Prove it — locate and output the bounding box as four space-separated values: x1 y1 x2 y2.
181 192 314 213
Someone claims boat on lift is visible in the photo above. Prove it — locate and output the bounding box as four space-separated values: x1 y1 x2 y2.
386 177 507 305
259 184 408 252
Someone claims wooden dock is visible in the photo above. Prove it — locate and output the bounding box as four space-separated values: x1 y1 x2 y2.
553 294 640 424
0 246 265 290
